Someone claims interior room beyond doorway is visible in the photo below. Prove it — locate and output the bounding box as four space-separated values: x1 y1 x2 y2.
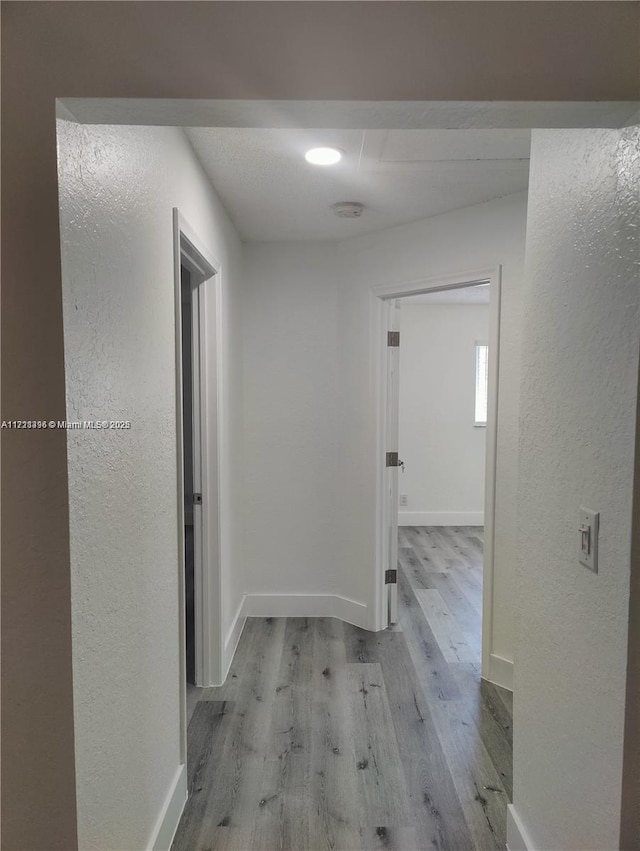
395 281 490 676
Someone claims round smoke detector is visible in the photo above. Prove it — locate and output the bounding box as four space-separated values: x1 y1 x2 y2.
332 201 365 219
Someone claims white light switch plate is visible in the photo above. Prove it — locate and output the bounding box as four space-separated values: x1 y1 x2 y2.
579 508 599 573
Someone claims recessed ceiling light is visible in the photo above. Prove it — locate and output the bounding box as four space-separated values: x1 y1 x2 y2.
305 147 342 166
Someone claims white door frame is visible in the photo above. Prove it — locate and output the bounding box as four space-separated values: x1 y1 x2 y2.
372 266 501 682
173 209 223 760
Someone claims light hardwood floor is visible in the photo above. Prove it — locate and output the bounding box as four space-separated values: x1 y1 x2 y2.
172 526 512 851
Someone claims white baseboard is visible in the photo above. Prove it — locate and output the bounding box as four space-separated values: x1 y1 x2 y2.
222 596 247 683
507 805 536 851
484 652 514 692
148 763 187 851
398 511 484 527
241 593 369 629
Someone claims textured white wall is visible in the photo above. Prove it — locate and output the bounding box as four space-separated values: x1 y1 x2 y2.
512 128 639 850
242 191 527 660
57 122 243 850
398 303 489 524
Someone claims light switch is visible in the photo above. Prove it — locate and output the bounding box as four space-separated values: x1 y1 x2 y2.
578 508 599 573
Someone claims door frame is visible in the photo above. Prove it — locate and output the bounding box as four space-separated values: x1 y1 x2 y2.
372 265 501 682
173 209 223 760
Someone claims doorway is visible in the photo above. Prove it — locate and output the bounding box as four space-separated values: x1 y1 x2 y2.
173 210 223 757
181 264 197 689
374 267 501 683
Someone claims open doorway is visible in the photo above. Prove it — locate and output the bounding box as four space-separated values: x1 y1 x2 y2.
395 282 491 671
374 268 501 684
173 211 222 745
181 263 197 692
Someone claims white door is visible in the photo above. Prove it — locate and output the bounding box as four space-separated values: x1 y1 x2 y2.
385 299 402 624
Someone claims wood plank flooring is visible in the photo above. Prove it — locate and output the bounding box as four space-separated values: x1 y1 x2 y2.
172 527 512 851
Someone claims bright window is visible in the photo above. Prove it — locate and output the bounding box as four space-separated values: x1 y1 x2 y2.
475 343 488 426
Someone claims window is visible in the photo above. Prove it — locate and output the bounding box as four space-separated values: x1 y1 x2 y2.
474 343 488 426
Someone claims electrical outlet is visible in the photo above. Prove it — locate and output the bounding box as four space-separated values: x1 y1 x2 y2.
399 494 408 507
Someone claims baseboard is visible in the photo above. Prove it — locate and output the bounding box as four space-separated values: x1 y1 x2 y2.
507 805 536 851
484 652 514 691
222 596 247 682
398 511 484 527
147 763 187 851
241 593 369 629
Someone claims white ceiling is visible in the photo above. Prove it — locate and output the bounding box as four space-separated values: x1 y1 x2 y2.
402 284 490 305
185 127 530 242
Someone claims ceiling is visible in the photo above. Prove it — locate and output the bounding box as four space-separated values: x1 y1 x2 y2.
185 128 530 242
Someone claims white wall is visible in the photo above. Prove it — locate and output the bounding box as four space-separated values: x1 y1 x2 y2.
398 303 489 526
511 128 639 851
242 191 527 666
241 243 356 617
57 122 244 851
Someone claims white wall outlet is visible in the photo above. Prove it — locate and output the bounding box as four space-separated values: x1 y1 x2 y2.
399 494 408 507
578 508 599 573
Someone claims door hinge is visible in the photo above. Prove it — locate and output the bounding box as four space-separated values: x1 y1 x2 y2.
387 331 400 347
385 569 397 584
386 452 399 467
193 493 202 505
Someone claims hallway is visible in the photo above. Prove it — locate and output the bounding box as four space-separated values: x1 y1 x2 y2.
172 527 512 851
